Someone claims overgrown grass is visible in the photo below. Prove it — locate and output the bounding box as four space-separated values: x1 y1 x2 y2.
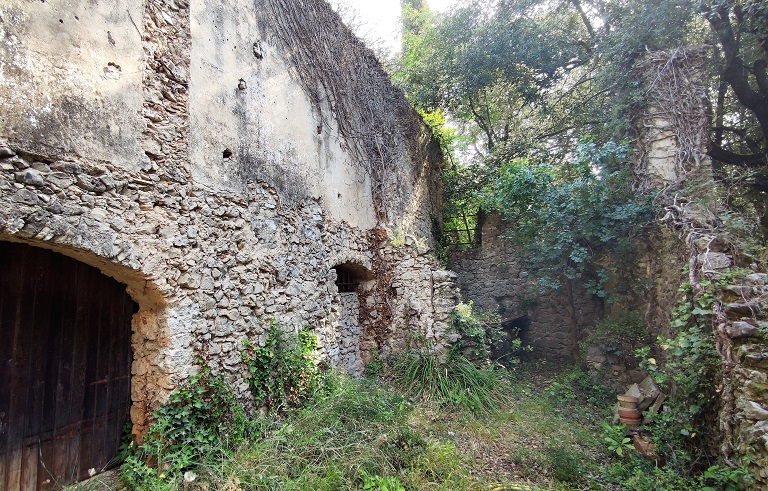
393 345 513 413
64 359 750 491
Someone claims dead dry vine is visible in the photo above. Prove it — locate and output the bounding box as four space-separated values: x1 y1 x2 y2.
633 47 711 195
256 0 425 221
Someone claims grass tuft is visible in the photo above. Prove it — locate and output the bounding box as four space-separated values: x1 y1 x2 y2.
393 345 513 413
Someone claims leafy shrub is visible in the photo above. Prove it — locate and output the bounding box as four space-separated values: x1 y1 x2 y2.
120 366 247 490
241 324 320 410
450 301 492 359
581 311 650 361
486 140 653 302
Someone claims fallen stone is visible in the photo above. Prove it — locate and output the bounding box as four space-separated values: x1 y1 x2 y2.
638 376 661 411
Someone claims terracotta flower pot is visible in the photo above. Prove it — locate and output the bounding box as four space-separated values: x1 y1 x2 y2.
620 416 642 427
617 395 639 408
618 407 641 419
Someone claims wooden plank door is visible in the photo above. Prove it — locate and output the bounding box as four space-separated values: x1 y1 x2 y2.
0 242 136 490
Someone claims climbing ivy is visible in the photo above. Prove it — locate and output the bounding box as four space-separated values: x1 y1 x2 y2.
241 324 320 410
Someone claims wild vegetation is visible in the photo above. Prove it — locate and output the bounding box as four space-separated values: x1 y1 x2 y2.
66 1 767 489
68 321 751 490
389 0 766 488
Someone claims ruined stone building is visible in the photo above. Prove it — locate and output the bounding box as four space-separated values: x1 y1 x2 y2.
0 0 459 487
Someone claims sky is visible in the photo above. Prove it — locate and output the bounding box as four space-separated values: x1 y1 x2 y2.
332 0 458 54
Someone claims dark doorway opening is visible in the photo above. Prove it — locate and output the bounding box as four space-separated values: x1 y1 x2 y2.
0 242 137 490
490 315 530 366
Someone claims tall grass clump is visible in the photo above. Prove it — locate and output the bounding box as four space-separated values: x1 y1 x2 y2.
211 374 423 490
394 344 512 413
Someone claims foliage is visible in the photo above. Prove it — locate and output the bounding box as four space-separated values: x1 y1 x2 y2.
241 324 320 410
119 366 248 491
215 376 427 491
545 445 586 483
581 311 651 369
449 301 491 359
621 269 755 489
365 347 386 377
393 343 512 413
601 423 634 456
112 358 754 490
486 140 653 301
360 470 406 491
397 0 768 247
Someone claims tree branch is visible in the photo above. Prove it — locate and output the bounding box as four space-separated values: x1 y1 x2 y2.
708 142 768 168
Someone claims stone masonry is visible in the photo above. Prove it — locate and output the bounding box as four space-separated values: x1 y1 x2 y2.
0 0 458 439
450 214 602 360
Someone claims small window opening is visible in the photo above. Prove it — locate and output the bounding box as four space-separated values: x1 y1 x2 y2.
333 263 372 293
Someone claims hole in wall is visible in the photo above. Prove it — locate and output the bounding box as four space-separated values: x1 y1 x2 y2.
222 148 233 159
491 315 530 366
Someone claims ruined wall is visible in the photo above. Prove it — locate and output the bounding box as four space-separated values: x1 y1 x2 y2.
0 0 454 438
450 214 602 360
634 48 768 488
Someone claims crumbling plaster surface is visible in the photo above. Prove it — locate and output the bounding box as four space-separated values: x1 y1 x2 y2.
188 0 376 228
0 0 146 170
450 214 602 360
0 0 456 439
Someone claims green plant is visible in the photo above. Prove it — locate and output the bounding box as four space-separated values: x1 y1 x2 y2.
360 470 406 491
389 228 406 247
365 347 386 377
120 366 246 490
581 311 650 362
393 343 511 413
220 376 425 490
601 423 633 457
701 464 751 491
241 323 320 410
545 445 585 483
487 140 653 303
450 301 491 359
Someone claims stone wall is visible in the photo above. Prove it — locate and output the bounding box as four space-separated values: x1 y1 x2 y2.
634 48 768 489
450 214 602 360
0 0 456 439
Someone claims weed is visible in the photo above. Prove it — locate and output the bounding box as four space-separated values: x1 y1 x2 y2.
119 366 247 490
241 323 320 410
600 423 633 456
394 344 511 413
365 347 386 377
545 445 584 483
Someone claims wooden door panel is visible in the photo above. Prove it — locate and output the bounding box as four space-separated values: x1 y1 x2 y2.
0 242 136 490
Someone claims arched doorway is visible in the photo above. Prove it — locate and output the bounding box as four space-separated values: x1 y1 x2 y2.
0 242 137 490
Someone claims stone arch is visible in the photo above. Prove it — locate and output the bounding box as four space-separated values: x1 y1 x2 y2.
0 230 173 439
